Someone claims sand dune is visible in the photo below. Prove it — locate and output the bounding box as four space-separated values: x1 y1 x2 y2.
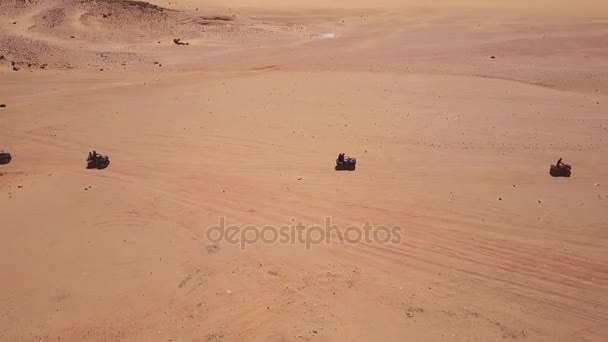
1 0 607 341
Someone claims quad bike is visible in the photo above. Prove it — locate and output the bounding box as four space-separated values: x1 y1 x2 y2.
550 159 571 177
0 150 11 165
87 152 110 169
335 154 356 171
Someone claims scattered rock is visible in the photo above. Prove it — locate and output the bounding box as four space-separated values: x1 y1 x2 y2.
70 36 75 39
490 56 496 59
297 177 302 180
405 310 414 318
12 65 20 71
498 197 502 201
0 104 6 108
538 199 542 203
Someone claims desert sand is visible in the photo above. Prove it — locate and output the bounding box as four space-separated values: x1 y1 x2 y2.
1 0 607 341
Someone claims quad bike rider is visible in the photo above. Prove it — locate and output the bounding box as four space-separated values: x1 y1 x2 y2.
0 150 11 165
335 153 356 171
87 150 110 169
549 157 571 177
